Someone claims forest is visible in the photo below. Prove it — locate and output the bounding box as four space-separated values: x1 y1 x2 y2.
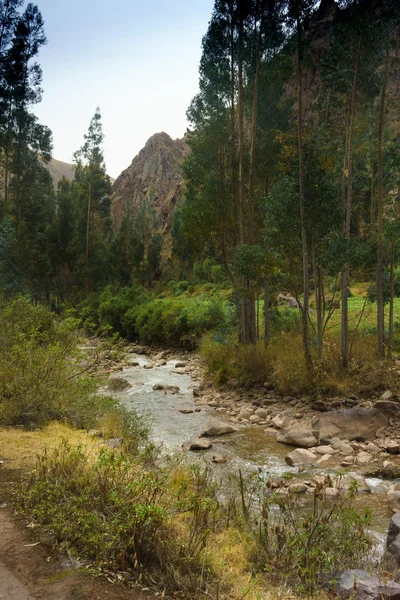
1 1 400 599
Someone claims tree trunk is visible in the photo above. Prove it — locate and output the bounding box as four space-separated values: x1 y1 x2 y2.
377 47 389 360
264 279 270 345
85 180 92 295
341 38 362 368
388 240 395 360
312 245 323 359
296 7 312 373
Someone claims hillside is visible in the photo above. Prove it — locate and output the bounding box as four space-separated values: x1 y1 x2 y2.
111 132 189 235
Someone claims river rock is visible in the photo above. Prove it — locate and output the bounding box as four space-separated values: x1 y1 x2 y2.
356 451 372 465
324 487 340 499
154 359 167 367
238 406 253 420
381 390 394 400
285 448 317 467
334 473 370 494
175 361 187 368
317 454 333 466
264 427 278 436
334 569 400 599
154 351 168 360
179 408 194 414
288 482 308 494
249 414 262 424
254 408 269 419
312 399 328 411
384 440 400 454
388 486 400 513
375 400 400 418
271 415 289 430
315 445 335 455
330 438 355 454
128 359 140 366
277 425 317 448
200 419 239 437
312 407 389 443
212 455 227 464
172 367 187 374
144 363 154 369
108 377 132 391
183 438 213 451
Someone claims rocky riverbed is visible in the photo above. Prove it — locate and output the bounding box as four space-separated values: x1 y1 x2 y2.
86 343 400 533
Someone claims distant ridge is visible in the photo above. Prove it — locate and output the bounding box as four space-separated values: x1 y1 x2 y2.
45 158 115 188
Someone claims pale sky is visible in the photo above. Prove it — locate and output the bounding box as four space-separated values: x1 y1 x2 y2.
33 0 214 179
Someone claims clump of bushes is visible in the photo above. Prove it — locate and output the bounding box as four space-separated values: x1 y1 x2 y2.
14 443 375 598
0 296 115 429
201 329 399 395
78 284 234 349
15 444 220 596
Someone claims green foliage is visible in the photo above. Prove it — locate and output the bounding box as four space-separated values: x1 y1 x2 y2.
15 445 219 595
0 296 113 428
241 474 374 594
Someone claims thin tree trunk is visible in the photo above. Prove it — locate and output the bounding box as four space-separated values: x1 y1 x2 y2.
85 180 92 295
248 6 263 244
370 165 374 225
238 7 245 246
341 38 362 368
264 279 270 345
388 240 395 360
377 47 389 360
312 245 323 359
296 7 312 373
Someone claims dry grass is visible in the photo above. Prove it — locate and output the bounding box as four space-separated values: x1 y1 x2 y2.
202 329 399 396
0 422 102 469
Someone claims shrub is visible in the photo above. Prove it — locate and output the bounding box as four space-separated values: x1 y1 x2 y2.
15 445 220 595
0 296 117 429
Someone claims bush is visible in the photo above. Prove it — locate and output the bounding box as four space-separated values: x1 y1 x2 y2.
242 474 374 594
15 445 220 595
0 296 116 429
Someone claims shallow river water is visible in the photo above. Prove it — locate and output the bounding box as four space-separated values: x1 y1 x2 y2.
114 354 395 541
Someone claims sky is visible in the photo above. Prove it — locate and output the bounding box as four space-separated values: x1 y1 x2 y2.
33 0 215 179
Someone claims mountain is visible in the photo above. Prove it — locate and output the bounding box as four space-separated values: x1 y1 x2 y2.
45 158 76 187
44 158 115 189
111 132 189 234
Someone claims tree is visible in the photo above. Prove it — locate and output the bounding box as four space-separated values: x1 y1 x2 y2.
73 108 112 293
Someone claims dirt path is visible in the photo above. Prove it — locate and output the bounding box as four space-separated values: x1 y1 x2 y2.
0 507 154 600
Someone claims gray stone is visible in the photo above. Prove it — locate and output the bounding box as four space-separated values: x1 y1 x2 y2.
254 408 269 419
271 415 289 429
356 451 372 465
154 359 167 367
183 438 212 451
285 448 317 467
143 363 154 369
212 455 228 464
175 361 187 368
312 407 389 443
200 419 239 437
330 438 355 454
381 390 393 400
276 424 317 448
179 408 194 414
335 569 400 599
249 414 262 424
334 473 370 494
384 441 400 454
315 445 335 455
288 482 308 494
108 377 132 391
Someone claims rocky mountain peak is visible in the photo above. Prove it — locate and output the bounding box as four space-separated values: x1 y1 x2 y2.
111 132 189 232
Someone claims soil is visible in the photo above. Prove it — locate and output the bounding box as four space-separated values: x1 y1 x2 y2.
0 474 155 600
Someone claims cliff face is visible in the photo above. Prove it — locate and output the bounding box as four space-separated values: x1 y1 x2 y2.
111 132 189 232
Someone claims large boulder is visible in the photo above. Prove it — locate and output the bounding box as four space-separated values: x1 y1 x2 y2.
335 569 400 599
200 419 239 437
108 377 132 391
387 484 400 514
311 407 388 443
334 473 370 494
276 425 317 448
285 448 317 467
